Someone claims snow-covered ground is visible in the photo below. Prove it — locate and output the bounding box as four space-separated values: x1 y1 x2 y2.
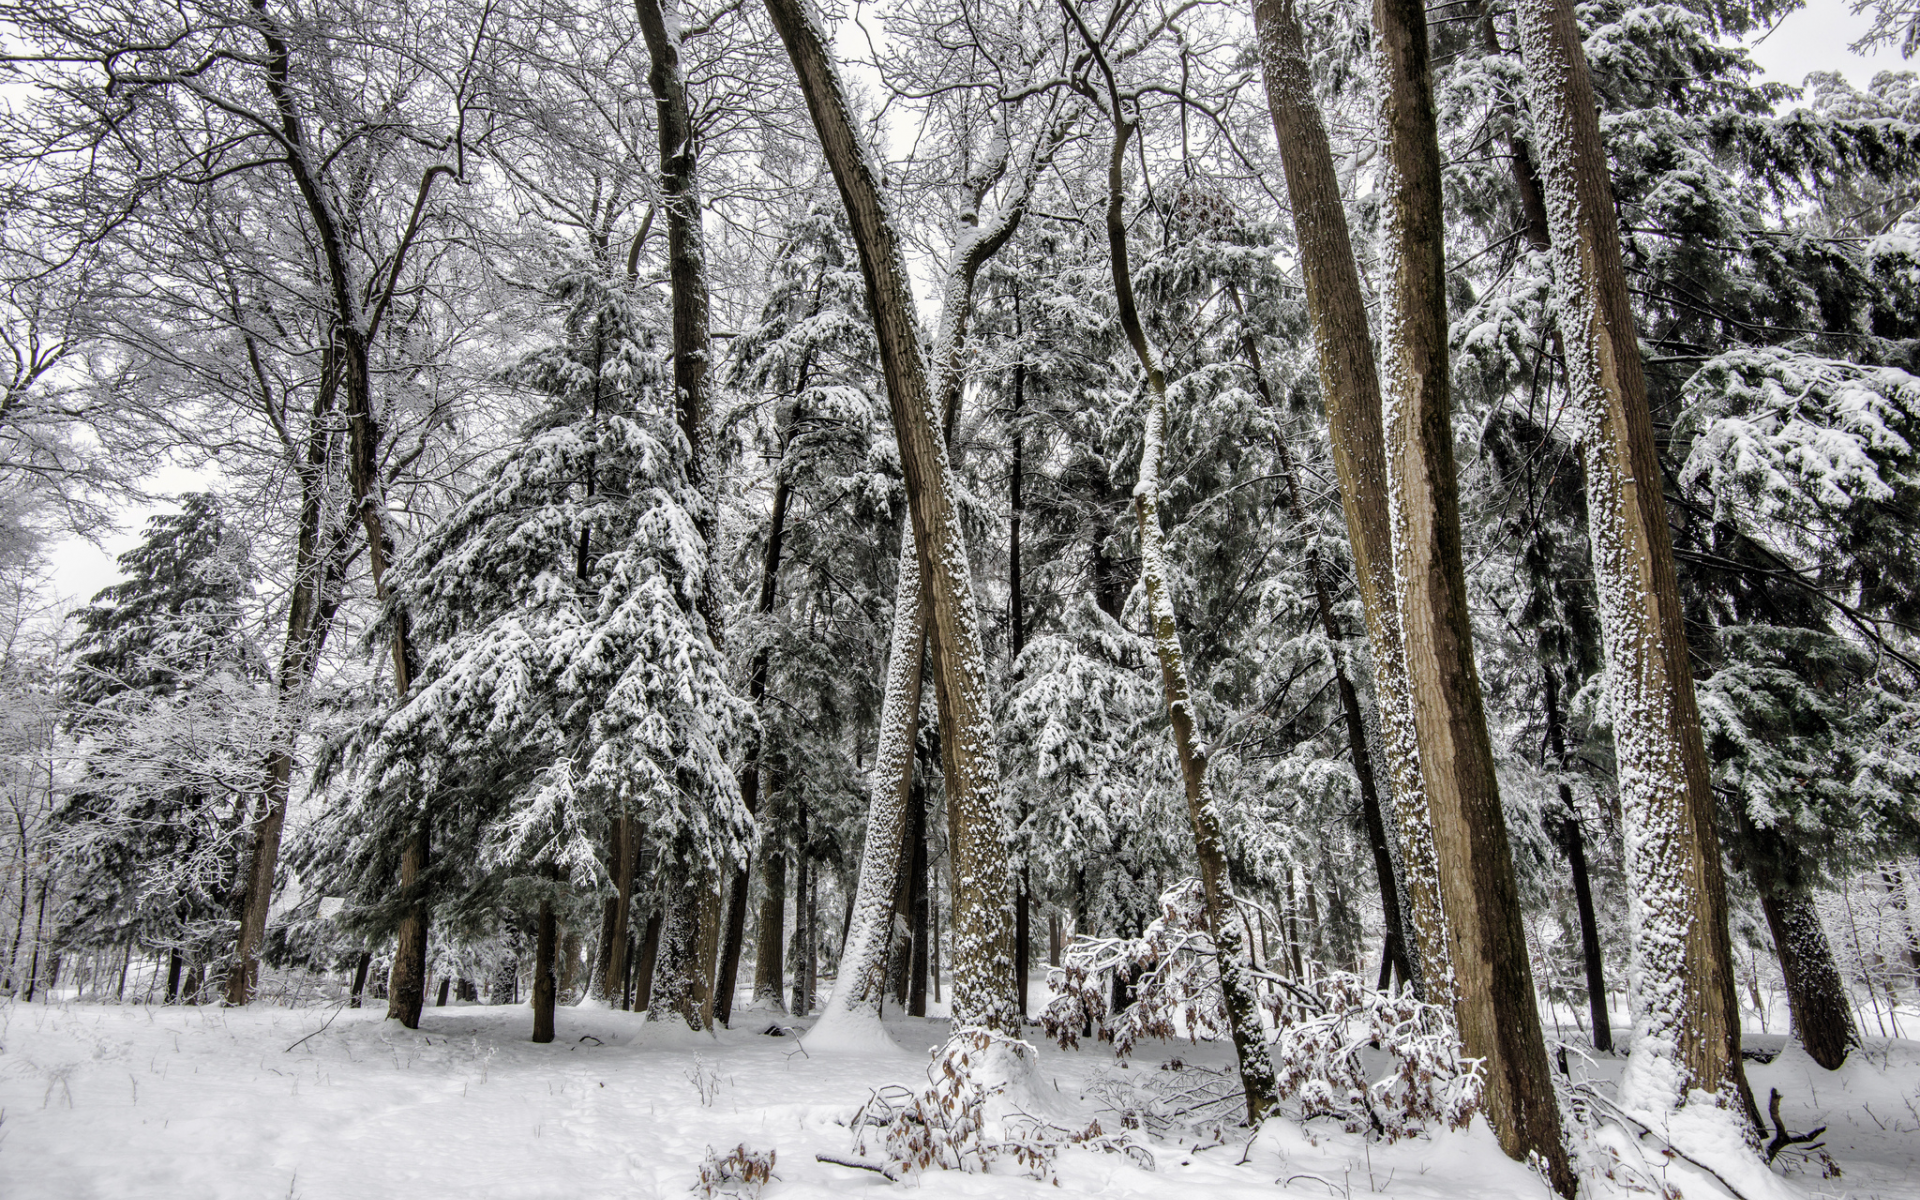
1 996 1913 1200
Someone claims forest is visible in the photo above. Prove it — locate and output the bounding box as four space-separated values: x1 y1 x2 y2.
0 0 1917 1194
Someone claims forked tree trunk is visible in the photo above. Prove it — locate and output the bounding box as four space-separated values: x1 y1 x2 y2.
1373 0 1570 1185
764 0 1018 1033
1512 0 1755 1126
1062 18 1277 1120
1249 0 1443 996
533 896 557 1043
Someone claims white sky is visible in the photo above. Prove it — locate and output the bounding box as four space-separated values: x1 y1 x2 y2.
33 0 1912 613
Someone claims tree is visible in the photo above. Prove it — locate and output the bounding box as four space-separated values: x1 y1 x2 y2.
1512 0 1757 1126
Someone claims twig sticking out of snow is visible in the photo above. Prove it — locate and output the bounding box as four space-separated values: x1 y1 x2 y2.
814 1153 898 1182
283 1001 348 1054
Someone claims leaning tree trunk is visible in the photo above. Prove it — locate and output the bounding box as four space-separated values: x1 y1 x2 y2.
1230 287 1412 989
227 375 348 1005
1250 0 1442 996
1546 670 1613 1051
1745 824 1856 1069
1512 0 1756 1126
1065 28 1277 1120
1373 0 1570 1185
766 0 1022 1033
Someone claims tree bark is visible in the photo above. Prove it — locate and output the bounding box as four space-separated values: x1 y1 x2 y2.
1250 0 1442 996
1546 670 1613 1051
790 800 813 1017
753 802 788 1009
533 895 557 1043
1061 15 1277 1120
635 911 661 1012
1373 0 1571 1184
1746 826 1856 1069
764 0 1018 1033
648 877 701 1027
909 793 931 1017
1512 0 1756 1126
388 820 429 1028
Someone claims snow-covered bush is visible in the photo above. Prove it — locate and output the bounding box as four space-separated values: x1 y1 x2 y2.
1042 880 1482 1142
696 1144 775 1198
1268 973 1482 1141
845 1028 1152 1181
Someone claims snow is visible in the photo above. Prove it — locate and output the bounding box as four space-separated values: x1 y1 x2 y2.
11 998 1911 1199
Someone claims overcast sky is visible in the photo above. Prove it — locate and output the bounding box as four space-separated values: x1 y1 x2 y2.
35 0 1913 614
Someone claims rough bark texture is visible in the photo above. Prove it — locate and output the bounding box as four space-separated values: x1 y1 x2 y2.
1747 828 1856 1069
649 878 701 1027
753 822 788 1009
599 817 637 1002
1373 0 1570 1184
1512 0 1755 1125
819 535 928 1026
1068 31 1276 1120
388 822 429 1028
532 896 557 1043
1250 0 1442 996
635 910 661 1012
764 0 1019 1033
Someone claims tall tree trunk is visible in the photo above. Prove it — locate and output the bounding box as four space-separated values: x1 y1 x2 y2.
1512 0 1756 1125
533 895 557 1043
1231 287 1412 989
764 0 1018 1033
1545 671 1613 1051
596 816 636 1002
1062 16 1277 1120
1745 824 1856 1069
1373 0 1571 1184
1250 0 1442 996
716 471 792 1027
227 375 347 1005
694 872 722 1029
887 770 925 1008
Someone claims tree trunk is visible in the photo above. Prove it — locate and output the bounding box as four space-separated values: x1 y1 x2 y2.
648 881 701 1027
1372 0 1571 1184
1063 25 1276 1120
387 820 429 1028
533 896 557 1043
819 534 929 1026
764 0 1018 1033
909 799 931 1018
1232 287 1412 990
165 948 183 1004
636 914 661 1011
1545 671 1613 1051
436 975 451 1008
1746 827 1856 1069
1250 0 1442 996
754 825 788 1010
716 470 792 1028
1512 0 1756 1126
791 805 813 1017
227 376 347 1006
349 951 370 1009
887 770 925 1008
693 872 722 1029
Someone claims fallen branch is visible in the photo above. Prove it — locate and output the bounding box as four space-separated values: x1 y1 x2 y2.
1574 1084 1756 1200
1764 1088 1827 1165
815 1153 898 1182
283 1001 348 1054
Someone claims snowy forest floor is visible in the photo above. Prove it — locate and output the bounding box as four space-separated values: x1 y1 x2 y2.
0 997 1915 1200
